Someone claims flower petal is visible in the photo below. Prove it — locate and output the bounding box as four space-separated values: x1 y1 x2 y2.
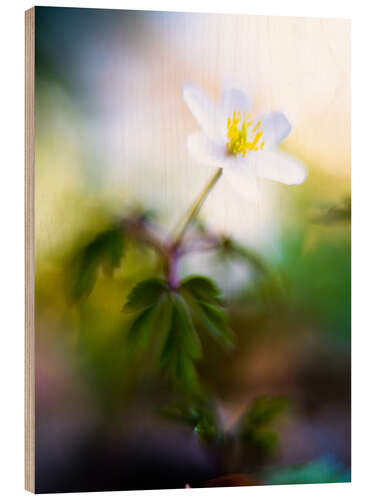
253 151 307 185
220 88 251 117
187 131 228 168
224 163 260 203
182 82 223 144
187 131 255 172
256 112 291 150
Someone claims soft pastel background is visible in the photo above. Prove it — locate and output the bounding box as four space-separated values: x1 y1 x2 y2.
34 7 350 493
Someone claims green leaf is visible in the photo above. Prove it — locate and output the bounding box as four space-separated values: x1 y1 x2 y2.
244 396 289 429
161 294 202 363
239 396 289 456
124 287 202 393
179 275 223 304
125 289 172 366
68 250 101 301
160 337 200 393
199 301 234 347
190 406 218 442
250 429 279 454
154 292 174 345
172 294 202 360
66 226 125 301
99 227 126 272
122 278 168 314
159 405 199 427
160 403 218 443
128 306 156 340
175 355 200 394
179 276 233 348
160 294 202 393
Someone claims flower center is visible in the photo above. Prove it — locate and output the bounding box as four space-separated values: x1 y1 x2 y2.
226 110 265 157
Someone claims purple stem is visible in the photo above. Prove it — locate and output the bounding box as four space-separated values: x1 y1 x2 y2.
167 247 180 290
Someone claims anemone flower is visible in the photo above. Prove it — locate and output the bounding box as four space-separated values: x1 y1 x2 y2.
182 83 306 200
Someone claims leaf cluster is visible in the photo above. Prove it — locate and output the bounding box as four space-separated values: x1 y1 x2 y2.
239 396 290 456
122 275 233 393
160 396 289 453
311 197 351 225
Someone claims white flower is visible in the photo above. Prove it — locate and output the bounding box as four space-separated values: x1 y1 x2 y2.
182 83 306 199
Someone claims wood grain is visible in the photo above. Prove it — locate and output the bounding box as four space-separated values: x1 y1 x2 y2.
25 6 35 494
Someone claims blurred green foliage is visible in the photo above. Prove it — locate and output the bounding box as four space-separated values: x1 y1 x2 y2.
66 225 125 301
264 457 350 485
217 236 289 313
160 395 289 459
240 397 290 457
311 197 351 225
160 402 219 444
279 229 350 343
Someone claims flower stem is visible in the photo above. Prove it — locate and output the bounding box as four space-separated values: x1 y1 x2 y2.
173 167 222 245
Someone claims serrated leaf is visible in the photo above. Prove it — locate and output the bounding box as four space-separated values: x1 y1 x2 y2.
160 322 176 368
160 298 200 366
122 278 167 314
99 227 125 272
69 252 100 301
199 301 234 346
160 338 200 393
66 226 125 301
155 292 174 340
128 306 156 340
179 275 223 304
172 294 202 360
175 354 200 393
179 275 233 348
125 290 172 367
160 294 202 393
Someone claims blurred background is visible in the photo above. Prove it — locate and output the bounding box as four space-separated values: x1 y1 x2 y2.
34 7 350 493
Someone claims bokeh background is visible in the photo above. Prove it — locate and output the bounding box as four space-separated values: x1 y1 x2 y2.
34 7 350 493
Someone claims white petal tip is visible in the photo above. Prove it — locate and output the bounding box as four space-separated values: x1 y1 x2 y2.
255 151 307 185
285 164 307 185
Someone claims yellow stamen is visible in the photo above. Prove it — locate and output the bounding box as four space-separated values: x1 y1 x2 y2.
226 111 265 157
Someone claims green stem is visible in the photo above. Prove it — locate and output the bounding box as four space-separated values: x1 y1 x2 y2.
173 168 222 245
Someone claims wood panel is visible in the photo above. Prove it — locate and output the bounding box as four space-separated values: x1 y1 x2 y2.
25 6 35 494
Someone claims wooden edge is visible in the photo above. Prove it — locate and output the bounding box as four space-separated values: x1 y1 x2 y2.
25 6 35 494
